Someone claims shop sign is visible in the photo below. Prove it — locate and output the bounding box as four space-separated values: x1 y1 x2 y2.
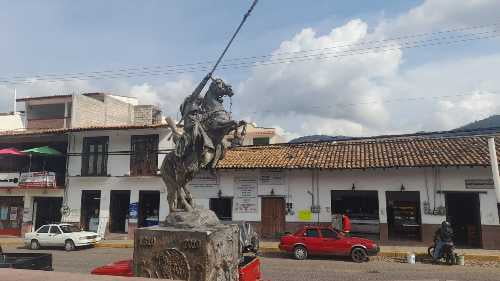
19 172 56 188
188 171 219 195
259 170 285 185
23 208 33 223
9 207 18 221
465 179 494 189
129 202 139 220
298 210 313 221
234 176 258 213
0 173 20 188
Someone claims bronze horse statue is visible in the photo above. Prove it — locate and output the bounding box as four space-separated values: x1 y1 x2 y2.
162 77 246 212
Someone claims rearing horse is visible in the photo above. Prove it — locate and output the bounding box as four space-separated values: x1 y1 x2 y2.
161 78 246 213
202 78 246 169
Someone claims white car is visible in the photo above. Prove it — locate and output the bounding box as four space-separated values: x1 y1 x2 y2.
24 224 102 251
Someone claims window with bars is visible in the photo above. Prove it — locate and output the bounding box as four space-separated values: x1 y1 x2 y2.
82 137 108 176
130 135 159 176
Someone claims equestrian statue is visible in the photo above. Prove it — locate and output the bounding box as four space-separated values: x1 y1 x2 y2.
162 74 246 213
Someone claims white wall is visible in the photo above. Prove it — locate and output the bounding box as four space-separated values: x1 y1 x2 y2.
64 127 500 228
191 166 500 226
0 112 26 131
67 128 173 177
65 176 168 223
64 128 173 225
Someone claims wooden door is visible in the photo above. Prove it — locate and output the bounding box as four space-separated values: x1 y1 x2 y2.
261 197 285 238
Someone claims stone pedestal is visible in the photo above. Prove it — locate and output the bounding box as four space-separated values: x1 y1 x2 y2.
133 211 240 281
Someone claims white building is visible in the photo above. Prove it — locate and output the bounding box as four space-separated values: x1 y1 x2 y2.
0 93 162 237
61 123 285 239
63 124 172 239
237 123 285 145
0 112 26 131
61 125 500 249
204 135 500 249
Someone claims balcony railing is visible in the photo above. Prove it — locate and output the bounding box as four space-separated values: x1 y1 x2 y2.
0 172 64 189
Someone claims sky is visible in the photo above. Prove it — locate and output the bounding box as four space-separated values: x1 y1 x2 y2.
1 0 500 140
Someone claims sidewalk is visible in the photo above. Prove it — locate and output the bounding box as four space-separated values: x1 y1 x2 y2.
3 237 500 262
260 241 500 262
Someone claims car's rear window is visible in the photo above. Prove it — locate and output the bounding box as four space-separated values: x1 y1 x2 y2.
60 225 81 233
305 228 320 237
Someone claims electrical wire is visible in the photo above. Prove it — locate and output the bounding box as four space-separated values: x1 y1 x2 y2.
2 21 499 82
237 90 500 115
17 31 500 82
0 27 498 85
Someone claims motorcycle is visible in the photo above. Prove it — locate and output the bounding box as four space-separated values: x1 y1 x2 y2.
428 240 457 265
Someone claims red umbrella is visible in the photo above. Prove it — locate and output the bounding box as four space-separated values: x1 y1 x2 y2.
0 148 26 156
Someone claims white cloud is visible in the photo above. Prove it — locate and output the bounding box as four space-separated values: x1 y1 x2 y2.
377 0 500 35
231 1 500 140
235 19 402 139
235 19 402 138
127 77 196 118
385 54 500 131
2 0 499 142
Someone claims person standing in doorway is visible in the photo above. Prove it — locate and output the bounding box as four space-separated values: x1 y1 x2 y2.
342 211 352 237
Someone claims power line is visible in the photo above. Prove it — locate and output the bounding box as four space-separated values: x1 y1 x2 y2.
236 90 500 115
0 24 499 85
2 21 499 82
2 31 497 85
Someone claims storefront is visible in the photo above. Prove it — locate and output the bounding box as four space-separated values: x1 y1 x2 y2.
138 191 160 227
386 191 421 241
445 192 482 247
0 196 23 236
80 190 101 232
331 190 379 236
33 196 62 230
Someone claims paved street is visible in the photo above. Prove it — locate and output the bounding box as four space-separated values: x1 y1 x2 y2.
3 245 500 280
262 253 500 281
2 245 132 274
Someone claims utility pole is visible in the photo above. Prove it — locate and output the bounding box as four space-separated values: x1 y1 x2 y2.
13 88 17 113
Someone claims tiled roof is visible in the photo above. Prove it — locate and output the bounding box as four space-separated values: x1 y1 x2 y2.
217 136 500 169
0 124 169 137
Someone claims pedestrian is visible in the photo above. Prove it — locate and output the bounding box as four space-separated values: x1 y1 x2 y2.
342 211 351 237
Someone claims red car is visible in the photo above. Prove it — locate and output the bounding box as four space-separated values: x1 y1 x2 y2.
91 256 262 281
279 226 379 262
91 260 134 277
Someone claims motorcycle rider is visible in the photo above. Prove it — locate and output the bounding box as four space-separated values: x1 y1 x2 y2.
432 221 454 262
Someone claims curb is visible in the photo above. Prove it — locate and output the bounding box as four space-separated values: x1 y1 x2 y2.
378 251 500 262
95 242 134 249
2 240 500 262
0 240 24 246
